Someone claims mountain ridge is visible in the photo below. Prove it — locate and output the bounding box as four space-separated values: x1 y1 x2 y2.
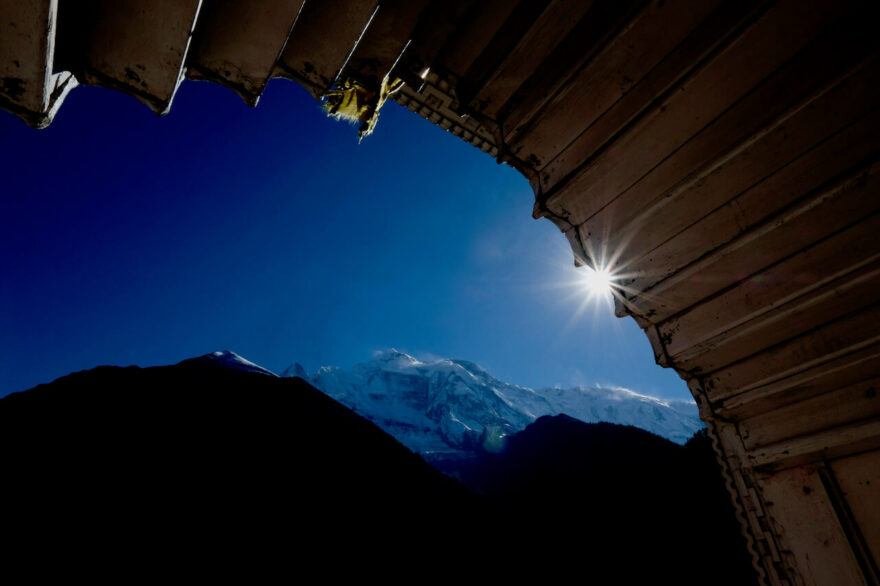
285 348 703 456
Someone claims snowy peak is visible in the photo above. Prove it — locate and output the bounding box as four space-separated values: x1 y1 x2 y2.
281 362 309 379
199 351 278 377
364 348 423 371
285 352 703 456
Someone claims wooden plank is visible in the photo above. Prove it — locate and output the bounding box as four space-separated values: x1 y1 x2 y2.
580 51 880 283
621 109 880 317
0 2 50 113
717 344 880 420
739 377 880 450
393 73 499 157
55 0 202 114
273 0 378 97
665 241 880 374
464 0 596 121
187 1 305 106
759 467 866 586
457 0 550 104
0 1 76 127
626 156 880 322
432 0 517 77
710 421 793 585
748 420 880 469
391 1 476 88
541 0 851 224
831 452 880 568
499 0 643 149
509 0 726 168
618 124 880 321
343 0 431 87
703 304 880 403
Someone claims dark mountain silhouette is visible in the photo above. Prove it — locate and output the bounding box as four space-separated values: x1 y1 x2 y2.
1 357 755 583
0 357 472 578
450 415 758 585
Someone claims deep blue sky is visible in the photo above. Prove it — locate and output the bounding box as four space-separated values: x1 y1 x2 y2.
0 78 691 401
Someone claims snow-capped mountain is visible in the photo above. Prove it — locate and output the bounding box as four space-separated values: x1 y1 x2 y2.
199 350 279 377
283 349 703 455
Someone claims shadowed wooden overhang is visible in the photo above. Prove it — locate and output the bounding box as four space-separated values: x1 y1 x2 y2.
2 1 878 584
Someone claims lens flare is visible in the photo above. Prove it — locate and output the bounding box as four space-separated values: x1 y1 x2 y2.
581 266 614 298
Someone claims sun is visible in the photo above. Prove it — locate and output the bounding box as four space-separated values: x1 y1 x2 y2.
581 266 614 298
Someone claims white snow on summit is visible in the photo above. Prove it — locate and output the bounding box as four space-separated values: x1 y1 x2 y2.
206 350 278 377
284 349 703 456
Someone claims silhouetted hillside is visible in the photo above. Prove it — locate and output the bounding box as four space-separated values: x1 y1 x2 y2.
0 358 471 577
1 360 755 583
452 415 757 585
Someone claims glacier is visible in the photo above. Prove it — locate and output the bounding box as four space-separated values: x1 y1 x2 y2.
281 349 703 456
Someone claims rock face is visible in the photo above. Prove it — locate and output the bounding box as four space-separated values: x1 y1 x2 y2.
285 349 703 459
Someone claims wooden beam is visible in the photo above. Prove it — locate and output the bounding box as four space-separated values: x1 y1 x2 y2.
273 0 378 97
0 1 76 128
431 0 517 77
717 343 880 420
187 0 305 106
463 0 597 122
759 466 868 584
580 50 880 293
55 0 202 115
541 0 851 224
626 155 880 322
738 376 880 451
509 0 724 169
704 304 880 403
340 0 432 88
748 419 880 469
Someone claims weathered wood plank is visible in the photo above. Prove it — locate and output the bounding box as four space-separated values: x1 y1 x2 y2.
55 0 202 114
716 343 880 420
343 0 431 87
665 243 880 374
619 111 880 320
710 421 789 585
0 1 76 127
392 1 476 88
0 2 51 113
704 304 880 403
759 467 867 586
626 154 880 322
831 452 880 568
739 377 880 450
580 50 880 286
499 0 644 150
432 0 517 77
464 0 596 121
394 71 499 157
457 1 550 104
541 0 850 224
749 420 880 470
187 1 305 106
273 0 378 97
510 0 725 169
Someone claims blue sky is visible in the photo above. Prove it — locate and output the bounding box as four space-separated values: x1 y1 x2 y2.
0 78 691 401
